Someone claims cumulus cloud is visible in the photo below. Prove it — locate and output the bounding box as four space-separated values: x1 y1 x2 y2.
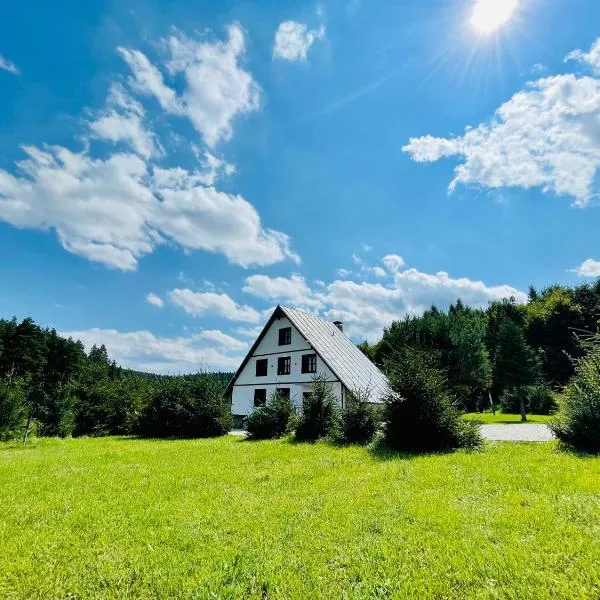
0 27 298 272
120 25 260 147
195 329 248 351
146 292 164 308
566 38 600 74
61 328 244 374
572 258 600 278
403 40 600 207
168 289 261 323
242 274 322 309
240 265 526 341
0 54 20 75
273 21 325 62
382 254 405 273
88 85 161 159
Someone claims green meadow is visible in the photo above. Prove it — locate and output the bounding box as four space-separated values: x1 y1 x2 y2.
1 436 599 599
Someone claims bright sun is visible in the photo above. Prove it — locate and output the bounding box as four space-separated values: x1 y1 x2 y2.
470 0 519 35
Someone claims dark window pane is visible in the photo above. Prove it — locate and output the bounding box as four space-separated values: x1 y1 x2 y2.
255 359 268 377
254 389 267 407
278 327 291 345
301 353 317 374
277 356 291 375
277 388 290 399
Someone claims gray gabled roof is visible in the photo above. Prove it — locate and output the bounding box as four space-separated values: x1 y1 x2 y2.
226 305 390 403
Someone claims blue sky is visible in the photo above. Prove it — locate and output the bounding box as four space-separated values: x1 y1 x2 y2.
1 0 599 372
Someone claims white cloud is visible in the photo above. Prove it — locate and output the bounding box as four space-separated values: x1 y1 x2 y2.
242 273 322 309
168 289 261 323
566 38 600 74
62 328 243 374
146 292 164 308
242 268 526 341
195 329 248 351
382 254 405 273
234 325 264 338
120 25 260 147
0 54 20 75
371 266 386 278
89 85 161 160
572 258 600 278
273 21 325 62
0 26 298 272
336 268 353 278
403 46 600 207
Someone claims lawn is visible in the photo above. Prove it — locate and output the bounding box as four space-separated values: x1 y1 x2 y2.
464 412 554 424
1 437 599 599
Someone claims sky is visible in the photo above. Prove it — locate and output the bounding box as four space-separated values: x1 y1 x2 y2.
1 0 599 373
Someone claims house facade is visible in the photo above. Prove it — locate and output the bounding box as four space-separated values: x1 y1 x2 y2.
226 305 389 426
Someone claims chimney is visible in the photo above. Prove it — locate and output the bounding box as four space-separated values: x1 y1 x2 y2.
333 321 344 332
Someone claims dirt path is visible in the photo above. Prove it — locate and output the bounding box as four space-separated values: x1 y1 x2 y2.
481 423 554 442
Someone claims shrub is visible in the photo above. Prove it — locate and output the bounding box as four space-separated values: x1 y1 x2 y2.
139 375 231 438
337 389 380 445
551 340 600 454
383 348 482 452
0 377 26 441
246 392 297 440
500 385 557 415
295 376 340 441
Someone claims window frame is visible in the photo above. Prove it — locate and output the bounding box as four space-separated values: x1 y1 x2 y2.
277 356 291 376
301 353 317 374
278 327 292 346
255 358 268 377
253 388 267 407
276 387 291 399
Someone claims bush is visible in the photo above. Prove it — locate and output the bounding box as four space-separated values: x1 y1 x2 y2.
295 376 340 441
500 385 557 415
139 375 231 438
246 392 297 440
383 348 482 453
337 390 380 445
0 377 26 441
551 340 600 454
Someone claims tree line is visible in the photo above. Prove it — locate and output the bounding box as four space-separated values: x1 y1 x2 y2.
359 281 600 419
0 316 232 441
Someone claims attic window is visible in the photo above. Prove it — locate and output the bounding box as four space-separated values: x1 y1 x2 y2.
278 327 291 346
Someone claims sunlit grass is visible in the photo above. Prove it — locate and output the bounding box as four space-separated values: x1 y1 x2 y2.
1 436 599 599
464 412 553 423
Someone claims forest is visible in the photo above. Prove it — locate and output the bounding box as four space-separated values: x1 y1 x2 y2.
1 279 599 442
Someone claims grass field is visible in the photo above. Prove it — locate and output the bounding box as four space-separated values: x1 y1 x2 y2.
1 437 599 599
464 412 553 424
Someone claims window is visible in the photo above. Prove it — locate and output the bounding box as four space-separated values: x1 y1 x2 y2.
254 389 267 407
255 358 268 377
301 353 317 374
276 388 290 399
278 327 291 346
277 356 291 375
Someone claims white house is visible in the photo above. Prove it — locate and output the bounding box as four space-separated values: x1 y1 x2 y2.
226 305 390 426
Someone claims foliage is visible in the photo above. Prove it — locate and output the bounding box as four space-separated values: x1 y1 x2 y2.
246 392 298 440
383 347 482 452
337 388 380 445
295 376 340 441
139 375 231 438
551 338 600 453
499 385 557 416
0 377 26 441
2 437 600 599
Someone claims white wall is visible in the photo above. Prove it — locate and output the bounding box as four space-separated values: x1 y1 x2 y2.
231 314 341 416
232 382 343 417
